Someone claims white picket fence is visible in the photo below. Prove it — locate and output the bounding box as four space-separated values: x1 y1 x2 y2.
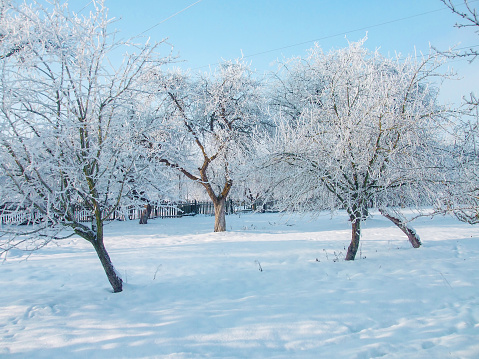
1 211 31 225
0 211 44 225
0 200 266 225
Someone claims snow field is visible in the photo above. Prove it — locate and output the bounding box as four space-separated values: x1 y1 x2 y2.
1 212 479 358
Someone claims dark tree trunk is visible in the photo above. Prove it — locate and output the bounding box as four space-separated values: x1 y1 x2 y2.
139 203 152 224
346 216 361 260
76 217 123 293
91 238 123 292
213 197 226 232
379 208 422 248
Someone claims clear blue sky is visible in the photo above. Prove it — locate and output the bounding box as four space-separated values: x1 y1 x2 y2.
79 0 479 103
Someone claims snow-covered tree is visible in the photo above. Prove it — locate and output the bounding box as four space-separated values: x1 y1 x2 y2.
263 39 451 260
0 0 171 292
443 107 479 223
440 0 479 64
435 0 479 223
145 60 264 232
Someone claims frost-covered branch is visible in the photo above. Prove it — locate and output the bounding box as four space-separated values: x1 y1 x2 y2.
0 0 172 292
258 38 452 259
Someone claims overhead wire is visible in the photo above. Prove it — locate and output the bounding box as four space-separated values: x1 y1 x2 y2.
136 0 204 37
191 0 479 70
76 0 479 71
77 0 94 14
76 0 204 37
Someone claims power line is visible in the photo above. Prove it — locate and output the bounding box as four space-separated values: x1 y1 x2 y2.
137 0 204 37
191 0 479 71
76 0 204 32
77 0 93 14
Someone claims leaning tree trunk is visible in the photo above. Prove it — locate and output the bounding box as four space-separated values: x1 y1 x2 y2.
213 197 227 232
346 216 362 261
379 208 421 248
88 216 123 292
91 237 123 293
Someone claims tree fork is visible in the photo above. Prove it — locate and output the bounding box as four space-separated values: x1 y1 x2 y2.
139 203 152 224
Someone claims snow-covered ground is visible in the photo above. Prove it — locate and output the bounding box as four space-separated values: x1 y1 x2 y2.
1 211 479 358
